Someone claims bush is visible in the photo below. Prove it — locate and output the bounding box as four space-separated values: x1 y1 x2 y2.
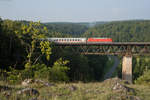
34 64 50 80
5 64 50 84
49 58 70 82
21 63 50 80
6 67 22 84
2 58 70 84
135 70 150 85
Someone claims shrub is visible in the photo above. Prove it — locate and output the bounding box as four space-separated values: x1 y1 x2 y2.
21 63 50 80
5 64 50 84
49 58 70 82
6 67 22 84
135 69 150 85
34 64 50 80
2 58 70 84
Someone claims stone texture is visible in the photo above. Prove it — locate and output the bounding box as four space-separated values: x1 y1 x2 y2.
122 55 132 83
17 88 39 96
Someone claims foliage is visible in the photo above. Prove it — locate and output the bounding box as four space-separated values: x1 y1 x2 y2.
83 20 150 42
86 55 108 81
84 20 150 81
5 61 69 84
44 22 88 36
49 58 70 82
5 67 22 84
33 64 50 79
16 21 47 67
135 70 150 85
0 18 111 82
53 47 94 81
0 20 25 69
5 58 70 83
22 63 50 80
0 19 70 83
2 18 150 83
132 57 150 80
40 41 51 61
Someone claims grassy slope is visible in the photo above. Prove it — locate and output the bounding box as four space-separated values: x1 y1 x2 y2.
0 78 149 100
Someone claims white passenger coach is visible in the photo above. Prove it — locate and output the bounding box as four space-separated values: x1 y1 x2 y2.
46 38 86 43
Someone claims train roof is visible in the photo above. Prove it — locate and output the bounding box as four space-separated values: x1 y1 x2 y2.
47 37 111 38
88 37 112 39
47 38 86 39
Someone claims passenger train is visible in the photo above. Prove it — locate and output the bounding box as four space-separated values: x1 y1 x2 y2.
43 38 112 43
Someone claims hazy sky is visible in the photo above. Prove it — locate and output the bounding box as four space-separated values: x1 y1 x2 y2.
0 0 150 22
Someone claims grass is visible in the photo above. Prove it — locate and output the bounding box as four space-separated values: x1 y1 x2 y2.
0 79 149 100
129 85 150 100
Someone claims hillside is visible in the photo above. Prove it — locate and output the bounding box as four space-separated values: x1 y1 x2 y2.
83 20 150 42
43 22 88 36
43 21 107 36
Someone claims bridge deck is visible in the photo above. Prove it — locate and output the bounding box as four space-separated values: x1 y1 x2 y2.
54 42 150 46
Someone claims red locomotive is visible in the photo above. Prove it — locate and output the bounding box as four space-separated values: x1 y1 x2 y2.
87 38 112 42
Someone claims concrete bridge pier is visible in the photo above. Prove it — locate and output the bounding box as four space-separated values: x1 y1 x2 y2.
122 55 132 83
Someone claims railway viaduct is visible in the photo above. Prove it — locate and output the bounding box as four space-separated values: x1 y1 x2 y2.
53 42 150 83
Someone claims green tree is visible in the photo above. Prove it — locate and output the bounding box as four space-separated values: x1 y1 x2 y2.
49 58 70 82
0 20 25 69
14 21 48 68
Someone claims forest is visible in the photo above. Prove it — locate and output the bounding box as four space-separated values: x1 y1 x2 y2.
1 18 150 84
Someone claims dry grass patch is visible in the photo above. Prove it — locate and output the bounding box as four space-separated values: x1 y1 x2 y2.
0 78 149 100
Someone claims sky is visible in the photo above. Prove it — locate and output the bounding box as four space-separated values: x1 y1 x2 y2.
0 0 150 22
